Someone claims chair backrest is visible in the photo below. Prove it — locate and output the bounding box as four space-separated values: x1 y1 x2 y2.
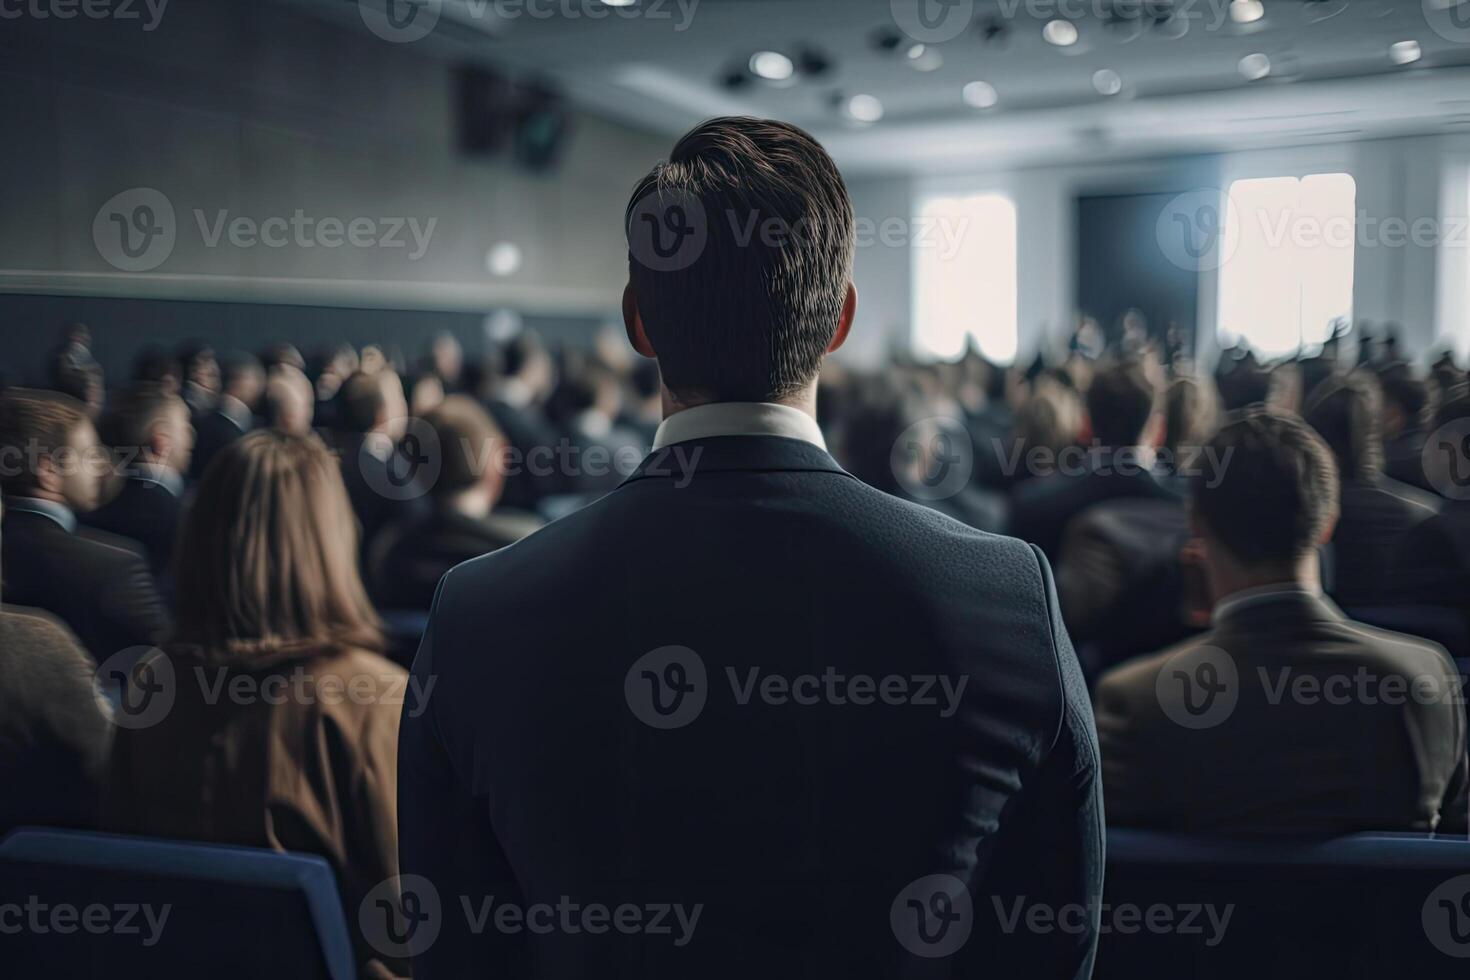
0 828 355 980
1099 829 1470 979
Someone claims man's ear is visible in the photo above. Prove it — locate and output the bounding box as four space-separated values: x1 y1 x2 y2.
1317 511 1338 546
33 454 62 495
622 283 656 358
826 282 857 354
147 420 171 463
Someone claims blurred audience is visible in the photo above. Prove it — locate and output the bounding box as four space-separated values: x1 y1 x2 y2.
334 369 428 562
190 350 264 480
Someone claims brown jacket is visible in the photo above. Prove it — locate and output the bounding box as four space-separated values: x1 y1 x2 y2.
1095 590 1469 836
105 642 410 978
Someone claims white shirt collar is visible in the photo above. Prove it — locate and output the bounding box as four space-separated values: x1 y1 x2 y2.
652 402 827 451
5 496 77 533
1212 582 1323 625
132 462 184 498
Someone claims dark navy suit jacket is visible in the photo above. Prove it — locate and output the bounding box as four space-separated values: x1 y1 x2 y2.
399 435 1103 979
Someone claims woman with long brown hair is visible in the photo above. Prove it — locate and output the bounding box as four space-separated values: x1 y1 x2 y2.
107 430 412 979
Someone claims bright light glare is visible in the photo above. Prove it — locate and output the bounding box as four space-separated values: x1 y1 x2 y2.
1217 173 1357 357
913 193 1018 364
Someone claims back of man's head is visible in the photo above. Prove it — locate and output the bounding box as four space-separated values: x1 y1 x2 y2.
102 384 188 469
625 116 854 403
1192 408 1339 569
1303 371 1383 481
0 388 92 496
424 395 505 502
338 370 390 435
1378 369 1432 434
1085 358 1159 449
219 351 265 405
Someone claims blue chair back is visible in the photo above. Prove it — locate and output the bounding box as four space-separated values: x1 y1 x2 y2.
0 828 355 980
1100 829 1470 978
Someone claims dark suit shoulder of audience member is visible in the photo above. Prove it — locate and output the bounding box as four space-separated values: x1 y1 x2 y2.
1304 372 1439 607
1057 496 1194 681
105 430 409 980
189 351 263 480
1095 408 1468 836
0 603 112 834
335 368 430 562
370 395 544 610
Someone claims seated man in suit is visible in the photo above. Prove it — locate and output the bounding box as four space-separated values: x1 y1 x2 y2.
399 117 1103 980
1095 408 1468 835
371 395 542 610
1010 357 1180 561
1395 394 1470 643
1303 371 1439 608
1379 367 1435 493
334 368 428 561
0 497 113 834
83 384 192 578
189 350 263 480
0 389 171 667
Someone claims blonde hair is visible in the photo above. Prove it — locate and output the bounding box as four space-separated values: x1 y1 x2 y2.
174 430 382 657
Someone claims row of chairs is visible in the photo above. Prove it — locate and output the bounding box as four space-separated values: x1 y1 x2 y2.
4 826 1469 977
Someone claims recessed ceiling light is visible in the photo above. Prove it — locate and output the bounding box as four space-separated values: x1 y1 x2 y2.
1042 19 1079 46
1238 52 1271 81
908 45 944 71
844 94 884 124
1229 0 1265 23
600 0 636 6
1389 40 1422 65
486 242 522 277
749 51 794 82
1092 68 1123 95
962 81 998 108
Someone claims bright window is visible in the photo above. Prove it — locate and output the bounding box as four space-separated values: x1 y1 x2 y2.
1217 173 1357 357
912 193 1018 363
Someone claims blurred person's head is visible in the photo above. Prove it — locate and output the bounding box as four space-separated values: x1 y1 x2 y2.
132 345 182 395
360 344 387 375
178 341 220 394
430 332 464 388
1378 368 1432 439
1303 371 1384 482
1015 375 1084 458
338 370 408 441
1191 407 1339 599
260 343 306 373
52 360 105 420
265 365 315 437
0 389 108 512
1215 355 1271 411
424 395 508 518
219 352 266 411
1163 374 1221 470
1084 358 1161 451
173 430 382 656
622 116 856 408
105 384 193 476
501 332 553 402
409 373 446 418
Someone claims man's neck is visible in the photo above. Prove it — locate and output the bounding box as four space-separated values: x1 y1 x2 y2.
1209 554 1321 608
660 384 818 422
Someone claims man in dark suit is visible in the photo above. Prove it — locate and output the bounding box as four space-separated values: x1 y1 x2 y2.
0 390 171 667
1303 372 1439 608
399 118 1102 980
484 332 568 510
83 384 192 579
334 368 429 562
189 351 263 481
0 499 113 833
371 395 542 610
1095 408 1468 835
1010 357 1180 561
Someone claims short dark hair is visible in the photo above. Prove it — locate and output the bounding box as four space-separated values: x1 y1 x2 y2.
1085 359 1159 448
1378 369 1432 432
1303 372 1383 481
0 389 91 495
337 371 390 434
625 116 854 403
101 384 184 455
1192 408 1339 567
